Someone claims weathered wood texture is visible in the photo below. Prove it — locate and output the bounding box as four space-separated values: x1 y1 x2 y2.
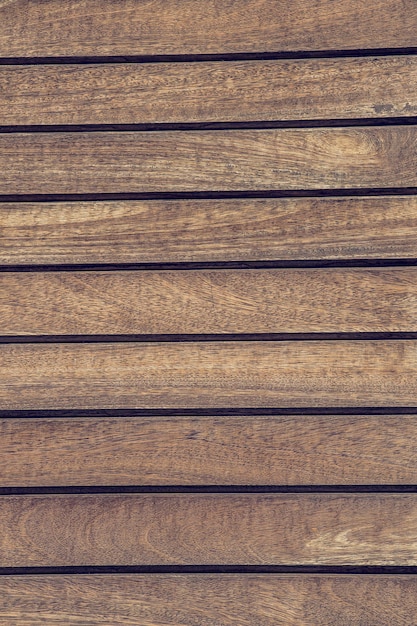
0 0 416 57
1 196 417 265
0 575 416 625
1 0 416 621
1 494 417 566
0 341 416 410
1 268 417 335
2 415 417 486
2 57 417 125
1 128 416 194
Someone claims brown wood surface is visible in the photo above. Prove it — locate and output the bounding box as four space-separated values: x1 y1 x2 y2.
1 268 417 335
1 127 416 194
1 493 417 566
1 196 417 265
2 56 417 125
2 0 417 617
0 340 416 410
2 415 417 486
0 574 415 625
0 0 416 57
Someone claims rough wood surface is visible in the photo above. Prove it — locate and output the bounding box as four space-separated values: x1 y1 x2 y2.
0 0 416 57
1 127 416 194
1 268 417 335
2 415 417 486
2 56 417 125
1 494 417 566
0 574 415 625
2 0 417 618
0 340 416 410
1 196 417 265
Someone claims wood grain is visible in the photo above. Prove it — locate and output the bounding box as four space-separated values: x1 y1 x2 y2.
1 493 417 566
1 127 416 194
1 196 417 265
2 0 416 615
2 56 417 125
0 0 415 57
2 268 417 335
0 340 416 410
2 415 417 486
0 574 416 625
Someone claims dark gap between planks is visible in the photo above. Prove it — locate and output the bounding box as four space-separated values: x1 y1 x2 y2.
0 565 417 575
1 188 417 203
1 117 417 133
1 47 417 65
1 486 417 495
0 408 416 418
1 332 417 343
1 259 417 273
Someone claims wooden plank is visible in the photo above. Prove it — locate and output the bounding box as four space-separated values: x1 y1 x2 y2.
2 57 417 126
0 340 416 410
1 127 416 194
1 268 417 335
1 494 417 566
1 196 417 265
0 0 415 57
0 574 415 625
2 414 417 486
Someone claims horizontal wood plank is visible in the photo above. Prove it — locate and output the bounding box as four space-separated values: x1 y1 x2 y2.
0 340 416 409
1 268 417 335
1 494 417 565
1 196 417 265
0 574 415 625
0 0 416 57
2 415 417 486
2 56 417 125
1 127 416 194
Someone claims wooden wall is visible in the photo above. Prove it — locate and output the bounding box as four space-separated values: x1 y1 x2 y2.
0 1 417 623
